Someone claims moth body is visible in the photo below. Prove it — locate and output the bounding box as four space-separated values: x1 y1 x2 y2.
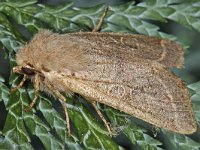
14 30 197 134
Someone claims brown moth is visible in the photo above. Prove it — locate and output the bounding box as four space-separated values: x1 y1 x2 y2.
12 30 197 135
12 8 197 136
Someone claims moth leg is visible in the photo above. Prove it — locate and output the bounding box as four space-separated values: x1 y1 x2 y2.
25 73 40 112
92 6 109 32
46 83 71 136
91 101 112 136
59 99 71 137
11 75 27 92
152 126 160 137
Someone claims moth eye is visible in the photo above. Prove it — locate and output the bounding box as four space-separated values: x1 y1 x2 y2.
22 67 35 75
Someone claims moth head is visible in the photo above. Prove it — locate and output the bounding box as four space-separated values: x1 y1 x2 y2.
13 64 35 77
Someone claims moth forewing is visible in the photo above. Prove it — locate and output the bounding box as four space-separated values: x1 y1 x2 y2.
47 59 196 134
14 30 197 135
69 32 184 68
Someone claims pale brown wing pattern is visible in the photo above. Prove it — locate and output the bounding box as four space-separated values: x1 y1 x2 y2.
69 32 184 68
17 31 184 75
51 59 196 134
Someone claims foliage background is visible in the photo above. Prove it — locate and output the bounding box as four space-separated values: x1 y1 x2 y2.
0 0 200 149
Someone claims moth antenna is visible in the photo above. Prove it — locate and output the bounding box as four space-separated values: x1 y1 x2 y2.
11 74 28 93
25 73 40 112
46 82 71 136
92 6 109 32
91 101 112 136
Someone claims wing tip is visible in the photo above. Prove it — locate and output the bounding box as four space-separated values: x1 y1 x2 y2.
175 120 197 134
160 39 185 68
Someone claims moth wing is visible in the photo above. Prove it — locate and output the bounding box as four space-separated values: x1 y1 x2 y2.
58 59 196 134
69 32 184 68
18 31 183 75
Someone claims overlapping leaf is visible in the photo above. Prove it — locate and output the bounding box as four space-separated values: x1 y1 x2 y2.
161 130 200 150
188 81 200 125
105 107 163 150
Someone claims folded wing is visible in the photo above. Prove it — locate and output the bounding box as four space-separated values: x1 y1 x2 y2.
69 32 184 68
58 59 196 134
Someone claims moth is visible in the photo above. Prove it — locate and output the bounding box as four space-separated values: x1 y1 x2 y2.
12 8 197 136
12 30 197 135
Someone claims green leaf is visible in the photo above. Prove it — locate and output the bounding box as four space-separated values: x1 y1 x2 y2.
0 77 9 103
105 107 163 150
137 0 200 32
188 81 200 102
0 22 22 53
188 81 200 126
162 130 200 150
